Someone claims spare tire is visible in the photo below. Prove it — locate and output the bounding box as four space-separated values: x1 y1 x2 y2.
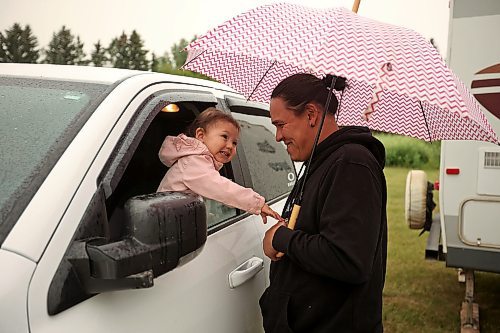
405 170 428 229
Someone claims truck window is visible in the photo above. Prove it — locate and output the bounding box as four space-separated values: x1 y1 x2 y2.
103 98 239 238
232 111 296 201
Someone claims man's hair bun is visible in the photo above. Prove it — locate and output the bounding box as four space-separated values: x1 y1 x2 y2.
322 74 347 91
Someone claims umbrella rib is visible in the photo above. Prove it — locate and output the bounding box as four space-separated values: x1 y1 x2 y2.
248 60 277 101
419 101 432 142
181 49 207 69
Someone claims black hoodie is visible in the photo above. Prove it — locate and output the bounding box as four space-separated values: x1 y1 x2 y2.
260 126 387 333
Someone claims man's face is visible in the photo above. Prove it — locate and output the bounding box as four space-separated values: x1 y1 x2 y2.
270 97 315 161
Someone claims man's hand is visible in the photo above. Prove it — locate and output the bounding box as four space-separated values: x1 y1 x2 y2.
263 221 287 261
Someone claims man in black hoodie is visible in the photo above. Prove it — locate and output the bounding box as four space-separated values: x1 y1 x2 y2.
260 73 387 333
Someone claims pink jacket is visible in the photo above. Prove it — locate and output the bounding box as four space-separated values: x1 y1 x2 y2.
157 134 265 215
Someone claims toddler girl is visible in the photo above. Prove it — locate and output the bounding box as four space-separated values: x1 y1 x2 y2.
157 107 283 223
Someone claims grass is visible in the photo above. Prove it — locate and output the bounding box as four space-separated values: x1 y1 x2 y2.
375 133 441 169
383 167 500 332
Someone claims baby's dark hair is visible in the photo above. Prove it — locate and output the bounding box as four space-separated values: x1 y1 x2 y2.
271 73 344 115
185 107 240 137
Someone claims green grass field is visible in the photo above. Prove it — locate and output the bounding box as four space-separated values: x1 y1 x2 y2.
374 133 441 169
383 167 500 333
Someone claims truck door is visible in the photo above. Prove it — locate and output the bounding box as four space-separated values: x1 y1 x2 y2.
27 84 266 333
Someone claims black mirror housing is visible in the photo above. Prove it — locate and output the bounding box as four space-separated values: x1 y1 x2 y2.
123 191 207 277
72 192 207 293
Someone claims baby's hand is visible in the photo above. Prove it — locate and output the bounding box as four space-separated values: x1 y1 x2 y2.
260 203 284 224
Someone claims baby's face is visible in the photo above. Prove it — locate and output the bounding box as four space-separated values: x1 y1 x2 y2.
197 120 239 164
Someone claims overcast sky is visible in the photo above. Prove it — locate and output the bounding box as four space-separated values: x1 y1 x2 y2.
0 0 450 58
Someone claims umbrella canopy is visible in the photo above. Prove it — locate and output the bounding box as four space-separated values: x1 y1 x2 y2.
184 3 499 144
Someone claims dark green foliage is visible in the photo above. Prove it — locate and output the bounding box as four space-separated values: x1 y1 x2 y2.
374 133 441 169
154 40 211 80
156 65 213 80
170 36 196 69
43 26 87 65
150 52 159 72
0 23 39 63
155 53 174 72
90 40 108 67
108 32 130 69
128 30 149 70
74 37 89 65
386 144 429 168
108 31 149 70
0 24 212 81
153 51 210 78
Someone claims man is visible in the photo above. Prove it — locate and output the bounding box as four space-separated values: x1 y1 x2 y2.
260 73 387 332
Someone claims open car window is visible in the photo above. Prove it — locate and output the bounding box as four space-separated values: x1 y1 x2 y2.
100 91 244 238
227 99 296 202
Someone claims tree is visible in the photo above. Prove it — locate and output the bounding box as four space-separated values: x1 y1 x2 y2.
0 23 39 63
90 40 108 67
74 36 89 65
43 26 87 65
150 52 159 72
128 30 149 70
170 36 195 69
108 32 130 69
164 36 211 79
155 52 174 72
152 38 210 80
107 31 150 70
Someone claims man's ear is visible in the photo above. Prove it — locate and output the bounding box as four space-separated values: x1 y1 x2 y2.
305 103 321 127
195 127 205 141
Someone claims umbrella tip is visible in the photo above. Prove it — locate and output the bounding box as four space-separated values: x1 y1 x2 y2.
352 0 361 13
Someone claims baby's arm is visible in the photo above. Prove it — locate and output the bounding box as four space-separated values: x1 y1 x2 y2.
180 154 263 214
180 155 281 220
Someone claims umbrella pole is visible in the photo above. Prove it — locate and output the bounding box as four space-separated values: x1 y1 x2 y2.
275 77 339 258
286 76 339 230
335 89 345 122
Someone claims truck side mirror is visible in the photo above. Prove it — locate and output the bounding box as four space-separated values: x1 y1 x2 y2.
70 192 207 293
48 191 206 315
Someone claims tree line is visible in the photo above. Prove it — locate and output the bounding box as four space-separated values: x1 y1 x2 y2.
0 23 205 78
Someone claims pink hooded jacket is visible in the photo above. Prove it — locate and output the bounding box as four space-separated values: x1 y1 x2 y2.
157 134 265 215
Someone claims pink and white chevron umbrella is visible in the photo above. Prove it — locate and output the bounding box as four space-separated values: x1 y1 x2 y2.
184 3 498 144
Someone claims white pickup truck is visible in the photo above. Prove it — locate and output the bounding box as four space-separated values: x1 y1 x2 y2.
0 63 294 332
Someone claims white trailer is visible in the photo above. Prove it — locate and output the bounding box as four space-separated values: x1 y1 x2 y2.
405 1 500 332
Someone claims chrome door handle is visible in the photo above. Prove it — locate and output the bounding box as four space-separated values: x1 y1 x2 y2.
228 256 264 289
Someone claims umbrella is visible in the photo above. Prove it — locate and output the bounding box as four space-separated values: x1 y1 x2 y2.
183 2 499 236
183 2 499 144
